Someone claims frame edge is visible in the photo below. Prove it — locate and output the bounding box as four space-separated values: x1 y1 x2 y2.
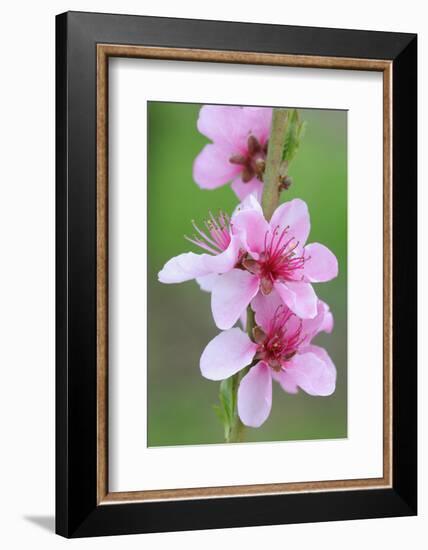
55 11 69 538
391 34 418 515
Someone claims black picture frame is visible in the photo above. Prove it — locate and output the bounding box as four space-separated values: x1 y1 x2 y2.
56 10 417 538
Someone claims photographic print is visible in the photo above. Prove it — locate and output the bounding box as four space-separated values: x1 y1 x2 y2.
57 14 417 536
148 102 347 446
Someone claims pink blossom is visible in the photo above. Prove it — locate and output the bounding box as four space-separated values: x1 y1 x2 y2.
210 195 338 328
200 292 336 427
158 195 338 330
158 211 242 286
193 105 272 200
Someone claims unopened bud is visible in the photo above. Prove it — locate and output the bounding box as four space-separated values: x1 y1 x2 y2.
279 175 293 191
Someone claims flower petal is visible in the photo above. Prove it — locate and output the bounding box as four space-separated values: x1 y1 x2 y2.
158 252 211 284
242 107 273 144
321 305 334 334
211 269 260 330
203 234 241 274
232 192 264 217
196 273 219 292
274 281 318 319
269 198 310 249
158 235 240 286
288 346 336 396
300 299 334 344
197 105 249 149
193 144 241 189
200 328 257 381
251 290 284 332
272 369 299 394
231 208 270 259
238 362 272 427
231 176 263 201
303 243 338 282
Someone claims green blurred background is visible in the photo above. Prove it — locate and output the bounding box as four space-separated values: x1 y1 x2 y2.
147 103 347 446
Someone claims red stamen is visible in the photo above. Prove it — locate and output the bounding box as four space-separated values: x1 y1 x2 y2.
256 305 306 371
254 227 308 284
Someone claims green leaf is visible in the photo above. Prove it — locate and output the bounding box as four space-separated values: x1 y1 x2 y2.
282 109 306 165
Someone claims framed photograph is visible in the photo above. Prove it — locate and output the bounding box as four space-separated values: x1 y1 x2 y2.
56 11 417 538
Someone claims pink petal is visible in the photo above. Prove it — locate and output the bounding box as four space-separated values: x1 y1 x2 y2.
269 199 310 250
274 281 318 319
200 328 257 381
303 243 338 282
231 177 263 201
232 192 264 217
272 369 299 394
242 107 273 143
305 345 337 383
197 105 249 150
196 273 219 292
158 252 211 284
300 299 334 344
251 290 283 332
197 106 272 151
238 362 272 427
203 235 241 274
211 269 260 330
231 209 270 259
321 308 334 334
288 346 336 396
193 144 241 189
306 299 334 335
159 235 240 286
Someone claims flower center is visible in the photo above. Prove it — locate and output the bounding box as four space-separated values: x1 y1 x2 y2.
229 134 268 183
253 306 304 372
185 211 231 254
242 226 309 294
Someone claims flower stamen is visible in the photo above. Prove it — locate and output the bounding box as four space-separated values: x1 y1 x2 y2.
255 305 306 371
185 211 232 255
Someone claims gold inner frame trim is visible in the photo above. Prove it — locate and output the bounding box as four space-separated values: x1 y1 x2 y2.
96 44 393 505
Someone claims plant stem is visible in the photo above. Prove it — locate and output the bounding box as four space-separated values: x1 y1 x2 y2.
226 308 255 443
226 371 246 443
226 109 290 443
261 108 289 220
